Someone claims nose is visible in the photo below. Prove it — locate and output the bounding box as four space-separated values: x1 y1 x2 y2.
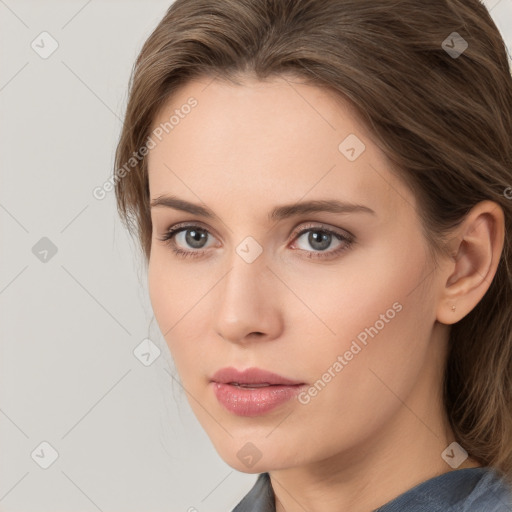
213 252 284 344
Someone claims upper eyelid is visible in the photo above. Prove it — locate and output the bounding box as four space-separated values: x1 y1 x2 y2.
162 221 353 242
164 221 219 239
294 222 352 237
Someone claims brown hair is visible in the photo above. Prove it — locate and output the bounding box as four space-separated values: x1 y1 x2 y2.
114 0 512 482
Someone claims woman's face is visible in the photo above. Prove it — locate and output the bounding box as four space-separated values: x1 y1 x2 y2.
147 75 450 473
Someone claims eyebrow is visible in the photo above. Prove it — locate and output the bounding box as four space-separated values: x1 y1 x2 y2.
150 195 376 222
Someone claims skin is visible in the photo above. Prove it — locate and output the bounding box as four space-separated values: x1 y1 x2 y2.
146 74 504 512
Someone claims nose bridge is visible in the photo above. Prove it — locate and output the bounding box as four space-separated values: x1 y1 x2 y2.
219 250 267 318
213 246 280 341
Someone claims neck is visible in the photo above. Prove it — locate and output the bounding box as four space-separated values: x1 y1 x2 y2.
269 339 480 512
271 416 479 512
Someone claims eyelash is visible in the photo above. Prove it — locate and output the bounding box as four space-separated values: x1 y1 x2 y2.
157 222 354 260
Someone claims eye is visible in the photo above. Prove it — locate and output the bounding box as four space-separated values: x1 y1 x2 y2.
157 223 216 259
157 222 354 260
290 223 353 259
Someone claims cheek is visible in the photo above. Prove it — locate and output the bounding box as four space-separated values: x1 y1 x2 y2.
148 253 170 328
293 238 436 426
147 251 212 377
288 230 430 352
294 303 433 459
148 249 198 329
148 253 186 352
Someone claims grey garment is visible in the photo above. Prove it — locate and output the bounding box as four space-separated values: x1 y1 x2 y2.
231 467 512 512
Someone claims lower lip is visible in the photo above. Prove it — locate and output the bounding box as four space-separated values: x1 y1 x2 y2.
211 382 305 417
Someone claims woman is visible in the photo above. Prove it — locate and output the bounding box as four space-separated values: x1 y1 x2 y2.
114 0 512 510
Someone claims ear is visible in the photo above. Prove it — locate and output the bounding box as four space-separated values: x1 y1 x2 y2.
436 200 505 325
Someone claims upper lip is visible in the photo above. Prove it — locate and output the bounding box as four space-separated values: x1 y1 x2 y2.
211 367 304 386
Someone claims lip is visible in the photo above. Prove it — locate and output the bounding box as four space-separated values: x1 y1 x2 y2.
210 366 304 386
210 367 306 417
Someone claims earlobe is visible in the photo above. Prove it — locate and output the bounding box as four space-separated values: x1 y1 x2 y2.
436 200 505 325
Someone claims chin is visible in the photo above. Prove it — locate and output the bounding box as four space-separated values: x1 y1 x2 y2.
214 442 296 474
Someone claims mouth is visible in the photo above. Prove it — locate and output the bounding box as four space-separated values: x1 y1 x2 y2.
209 367 306 416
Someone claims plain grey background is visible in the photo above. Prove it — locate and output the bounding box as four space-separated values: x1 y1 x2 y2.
1 1 511 511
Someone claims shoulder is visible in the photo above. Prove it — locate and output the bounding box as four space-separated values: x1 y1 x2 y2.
230 467 512 512
375 467 512 512
457 467 512 512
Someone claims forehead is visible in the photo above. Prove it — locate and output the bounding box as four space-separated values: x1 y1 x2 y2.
147 76 415 220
